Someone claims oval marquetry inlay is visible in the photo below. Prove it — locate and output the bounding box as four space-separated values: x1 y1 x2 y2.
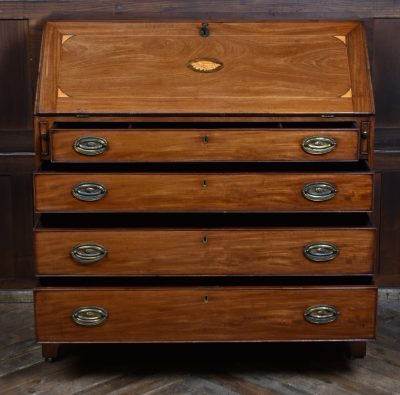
187 58 223 73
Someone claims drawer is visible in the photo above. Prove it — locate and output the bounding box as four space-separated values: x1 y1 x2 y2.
49 129 360 163
34 173 373 213
35 228 375 276
35 286 377 342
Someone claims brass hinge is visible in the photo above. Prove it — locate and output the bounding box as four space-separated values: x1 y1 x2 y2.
360 121 370 159
39 121 50 158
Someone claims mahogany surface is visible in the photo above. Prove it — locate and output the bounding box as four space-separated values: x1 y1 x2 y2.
34 173 373 213
33 20 377 355
36 21 373 115
35 286 377 342
50 128 360 163
35 228 375 276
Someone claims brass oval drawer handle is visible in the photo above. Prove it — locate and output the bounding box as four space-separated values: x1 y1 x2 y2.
71 243 108 264
304 242 339 262
302 182 336 202
72 182 107 201
302 136 336 155
73 136 108 156
304 304 340 325
72 306 108 326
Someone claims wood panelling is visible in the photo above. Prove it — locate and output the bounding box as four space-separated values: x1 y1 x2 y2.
0 19 31 134
372 18 400 286
0 177 14 277
1 1 400 20
372 19 400 129
0 131 34 153
0 157 35 279
377 172 400 284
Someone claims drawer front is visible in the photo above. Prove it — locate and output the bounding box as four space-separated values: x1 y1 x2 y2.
35 287 376 342
50 129 359 163
35 228 375 276
34 173 373 213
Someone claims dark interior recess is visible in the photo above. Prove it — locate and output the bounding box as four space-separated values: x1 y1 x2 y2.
36 275 375 288
39 161 371 173
52 121 359 130
37 212 373 229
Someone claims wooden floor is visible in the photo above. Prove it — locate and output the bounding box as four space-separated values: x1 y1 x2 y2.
0 290 399 395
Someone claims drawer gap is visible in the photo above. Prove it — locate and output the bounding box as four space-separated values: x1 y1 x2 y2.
36 213 373 229
36 275 375 288
52 121 358 130
38 161 371 173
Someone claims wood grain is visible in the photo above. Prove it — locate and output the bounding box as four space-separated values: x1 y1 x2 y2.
34 173 374 213
34 286 377 342
0 158 35 279
347 24 374 114
373 19 400 128
50 128 360 163
0 20 32 132
378 172 400 283
2 295 400 394
36 21 373 115
34 228 375 276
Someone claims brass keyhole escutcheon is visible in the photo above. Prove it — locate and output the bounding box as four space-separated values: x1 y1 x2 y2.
203 295 209 303
202 179 208 188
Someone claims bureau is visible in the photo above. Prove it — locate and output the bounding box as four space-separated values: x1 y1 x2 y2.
33 21 376 361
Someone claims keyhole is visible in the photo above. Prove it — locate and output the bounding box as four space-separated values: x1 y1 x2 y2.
203 295 208 303
202 180 207 188
203 234 208 245
203 135 208 144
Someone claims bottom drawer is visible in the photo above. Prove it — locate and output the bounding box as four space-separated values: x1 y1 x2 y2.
35 286 376 342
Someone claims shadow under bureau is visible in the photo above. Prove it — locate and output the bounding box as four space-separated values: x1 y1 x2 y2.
33 21 376 361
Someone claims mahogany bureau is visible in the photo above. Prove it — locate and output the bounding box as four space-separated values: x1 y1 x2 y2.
33 21 376 361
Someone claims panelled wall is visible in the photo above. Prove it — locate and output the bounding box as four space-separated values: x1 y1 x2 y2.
373 19 400 286
0 19 34 284
0 1 399 286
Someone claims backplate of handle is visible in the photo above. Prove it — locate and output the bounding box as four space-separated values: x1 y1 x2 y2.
73 136 108 156
72 182 107 201
302 182 336 202
71 243 108 264
72 306 108 326
304 304 340 324
304 242 339 262
302 136 336 155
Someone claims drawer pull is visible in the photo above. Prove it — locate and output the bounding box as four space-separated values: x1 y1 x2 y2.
302 136 336 155
71 243 108 264
72 182 107 201
304 304 340 325
302 182 336 202
304 243 339 262
72 306 108 326
73 136 108 156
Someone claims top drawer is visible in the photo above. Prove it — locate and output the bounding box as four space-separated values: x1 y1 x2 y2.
48 128 360 163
